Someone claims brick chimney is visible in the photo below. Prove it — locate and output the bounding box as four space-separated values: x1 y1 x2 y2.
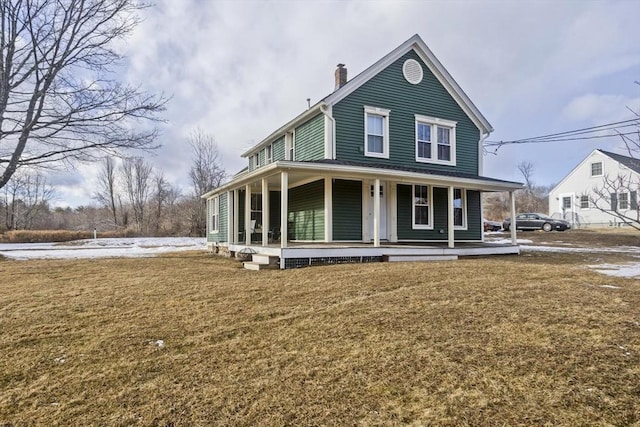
335 64 347 90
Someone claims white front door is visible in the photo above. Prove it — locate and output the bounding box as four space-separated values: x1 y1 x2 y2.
368 182 387 240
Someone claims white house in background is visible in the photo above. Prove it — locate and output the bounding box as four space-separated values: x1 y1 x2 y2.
549 149 640 228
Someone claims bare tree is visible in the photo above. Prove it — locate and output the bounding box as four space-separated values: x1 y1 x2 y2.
0 0 166 191
187 129 226 235
121 157 152 233
1 169 54 229
93 157 119 228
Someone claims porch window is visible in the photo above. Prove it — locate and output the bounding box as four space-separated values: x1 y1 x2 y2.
412 185 432 229
453 188 466 228
364 106 390 158
415 115 456 165
209 196 219 232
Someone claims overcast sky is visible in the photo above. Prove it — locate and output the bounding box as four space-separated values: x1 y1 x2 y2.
52 0 640 207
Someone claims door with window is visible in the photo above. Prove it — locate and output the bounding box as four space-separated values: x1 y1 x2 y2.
368 182 387 240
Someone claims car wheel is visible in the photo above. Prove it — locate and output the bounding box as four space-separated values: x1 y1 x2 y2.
542 223 552 232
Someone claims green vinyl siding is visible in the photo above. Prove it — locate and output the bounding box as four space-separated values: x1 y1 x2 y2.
273 137 285 161
259 149 265 167
332 179 362 240
288 179 324 240
333 50 479 175
397 185 481 240
207 193 228 243
294 114 325 161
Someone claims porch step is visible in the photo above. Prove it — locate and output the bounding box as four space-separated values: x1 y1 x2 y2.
383 254 458 262
243 254 279 271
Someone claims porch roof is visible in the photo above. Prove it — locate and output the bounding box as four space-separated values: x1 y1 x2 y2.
202 160 523 199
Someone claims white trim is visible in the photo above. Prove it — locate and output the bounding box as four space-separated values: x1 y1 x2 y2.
590 161 603 177
415 114 457 166
208 196 219 233
265 144 273 164
453 188 467 230
373 178 381 247
280 172 288 251
412 184 434 230
321 104 335 160
323 34 493 134
227 190 233 243
262 178 269 247
402 58 423 84
364 106 390 159
245 185 251 246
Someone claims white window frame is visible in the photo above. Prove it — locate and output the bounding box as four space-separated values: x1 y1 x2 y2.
412 184 433 230
580 195 590 209
364 106 390 159
285 131 295 161
415 114 457 166
209 196 219 233
266 144 272 163
453 188 467 230
591 162 603 177
619 192 629 210
253 153 260 169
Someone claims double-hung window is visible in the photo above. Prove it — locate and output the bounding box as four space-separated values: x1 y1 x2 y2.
412 185 432 229
364 106 390 158
253 153 260 169
266 144 272 163
580 195 590 209
453 188 466 228
619 192 629 210
286 131 295 161
209 197 219 233
415 115 456 165
591 162 603 177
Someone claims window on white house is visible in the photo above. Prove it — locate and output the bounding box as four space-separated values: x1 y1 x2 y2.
580 195 589 209
364 106 390 158
591 162 603 176
266 144 272 163
209 197 219 232
453 188 466 228
619 192 629 210
412 185 432 229
415 115 456 165
562 197 571 210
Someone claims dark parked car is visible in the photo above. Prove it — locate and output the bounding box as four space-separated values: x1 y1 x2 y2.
483 220 502 232
503 213 571 232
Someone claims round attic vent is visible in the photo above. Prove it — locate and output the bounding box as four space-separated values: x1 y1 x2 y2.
402 59 423 85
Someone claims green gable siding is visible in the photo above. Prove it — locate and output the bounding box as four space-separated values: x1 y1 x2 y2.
288 179 324 240
294 114 325 161
333 179 362 240
207 193 228 243
273 137 285 161
333 50 479 175
397 185 481 240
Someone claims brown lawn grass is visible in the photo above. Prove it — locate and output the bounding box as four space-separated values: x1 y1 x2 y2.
1 248 639 425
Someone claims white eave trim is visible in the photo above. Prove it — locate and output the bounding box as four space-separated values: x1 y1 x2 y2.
202 160 523 199
324 34 493 135
240 103 325 158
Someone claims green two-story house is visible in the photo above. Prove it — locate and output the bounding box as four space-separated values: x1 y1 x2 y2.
202 34 522 269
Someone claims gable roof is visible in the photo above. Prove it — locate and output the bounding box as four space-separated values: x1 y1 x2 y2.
598 149 640 174
241 34 492 158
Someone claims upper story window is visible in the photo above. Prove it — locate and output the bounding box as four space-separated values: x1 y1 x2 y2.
591 162 603 177
412 184 433 229
253 153 260 169
286 131 295 161
415 115 456 165
209 197 219 233
364 106 390 159
266 144 272 163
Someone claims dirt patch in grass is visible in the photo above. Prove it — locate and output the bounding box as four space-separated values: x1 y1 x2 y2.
1 252 639 425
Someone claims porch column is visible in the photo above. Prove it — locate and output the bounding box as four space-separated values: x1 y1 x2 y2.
373 178 381 247
245 184 251 246
324 177 333 242
233 189 239 243
227 190 233 244
510 190 517 245
262 178 269 247
447 186 455 248
280 171 288 249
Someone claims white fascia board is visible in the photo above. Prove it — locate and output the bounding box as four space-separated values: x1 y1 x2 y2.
549 148 602 194
240 103 325 158
201 162 281 199
324 34 493 135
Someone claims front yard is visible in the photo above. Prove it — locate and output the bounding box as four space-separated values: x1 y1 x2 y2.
1 231 639 425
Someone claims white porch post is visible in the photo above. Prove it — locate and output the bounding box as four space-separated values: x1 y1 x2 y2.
227 190 233 244
510 190 517 245
373 178 381 247
245 184 251 246
233 190 239 243
324 177 333 242
280 172 288 249
447 186 455 248
262 178 269 247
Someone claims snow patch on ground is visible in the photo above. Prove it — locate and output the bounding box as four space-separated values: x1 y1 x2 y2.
588 262 640 279
0 237 206 260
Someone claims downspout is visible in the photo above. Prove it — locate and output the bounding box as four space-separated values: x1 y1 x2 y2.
320 103 336 159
